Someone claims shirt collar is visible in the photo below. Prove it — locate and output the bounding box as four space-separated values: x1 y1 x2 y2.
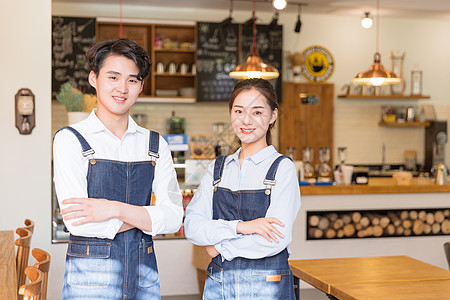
83 109 145 135
226 145 277 165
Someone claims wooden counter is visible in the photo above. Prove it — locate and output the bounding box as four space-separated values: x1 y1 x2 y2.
300 178 450 195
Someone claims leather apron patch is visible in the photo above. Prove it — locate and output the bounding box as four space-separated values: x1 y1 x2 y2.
266 275 281 282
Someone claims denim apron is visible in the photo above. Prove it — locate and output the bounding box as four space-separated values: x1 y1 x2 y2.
58 126 160 300
203 155 295 300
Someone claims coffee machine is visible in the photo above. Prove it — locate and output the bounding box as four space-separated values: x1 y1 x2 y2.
424 121 448 171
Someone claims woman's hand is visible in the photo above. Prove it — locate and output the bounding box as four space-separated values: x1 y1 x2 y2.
236 217 285 242
205 245 220 258
61 198 120 226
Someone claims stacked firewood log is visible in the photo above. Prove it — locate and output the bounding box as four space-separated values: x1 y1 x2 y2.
307 209 450 239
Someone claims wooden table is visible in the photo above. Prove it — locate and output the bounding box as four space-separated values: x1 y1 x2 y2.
289 256 450 299
0 230 17 300
331 280 450 300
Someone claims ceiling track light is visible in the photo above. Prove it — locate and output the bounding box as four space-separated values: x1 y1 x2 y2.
361 12 373 29
269 10 279 28
294 3 304 33
220 0 234 27
273 0 287 10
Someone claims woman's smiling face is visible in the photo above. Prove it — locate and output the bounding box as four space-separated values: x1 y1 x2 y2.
230 88 277 147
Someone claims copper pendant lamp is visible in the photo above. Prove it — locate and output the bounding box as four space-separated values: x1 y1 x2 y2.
354 0 401 86
229 0 279 80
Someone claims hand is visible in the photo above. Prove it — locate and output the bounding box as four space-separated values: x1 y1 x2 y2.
205 245 219 258
236 217 284 243
61 198 120 226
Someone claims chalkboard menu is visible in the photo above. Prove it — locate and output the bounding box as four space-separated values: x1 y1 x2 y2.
197 22 283 102
52 16 96 99
197 22 239 102
241 24 283 101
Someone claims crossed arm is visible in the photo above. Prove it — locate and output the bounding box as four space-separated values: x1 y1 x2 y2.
184 159 301 260
61 198 152 233
53 130 183 239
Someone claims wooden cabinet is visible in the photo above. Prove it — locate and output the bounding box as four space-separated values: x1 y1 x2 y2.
97 22 197 102
279 82 334 167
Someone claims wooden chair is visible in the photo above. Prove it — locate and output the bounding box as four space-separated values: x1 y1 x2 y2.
15 227 32 299
23 219 35 234
445 242 450 270
31 249 50 300
18 266 43 300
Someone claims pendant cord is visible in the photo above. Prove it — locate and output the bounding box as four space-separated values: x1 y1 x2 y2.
252 0 256 55
376 0 379 53
119 0 123 38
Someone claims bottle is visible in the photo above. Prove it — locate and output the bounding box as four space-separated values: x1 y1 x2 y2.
302 147 315 183
169 111 186 163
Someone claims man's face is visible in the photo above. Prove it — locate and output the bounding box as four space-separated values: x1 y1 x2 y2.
89 54 143 119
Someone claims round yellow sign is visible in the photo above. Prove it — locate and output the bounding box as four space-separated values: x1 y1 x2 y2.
301 45 335 83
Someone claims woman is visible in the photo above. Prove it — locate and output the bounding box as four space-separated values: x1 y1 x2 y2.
184 78 301 299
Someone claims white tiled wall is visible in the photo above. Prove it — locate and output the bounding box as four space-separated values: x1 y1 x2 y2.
53 100 281 152
335 100 450 167
54 97 450 168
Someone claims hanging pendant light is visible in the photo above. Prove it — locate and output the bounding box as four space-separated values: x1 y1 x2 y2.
229 0 279 80
354 0 401 86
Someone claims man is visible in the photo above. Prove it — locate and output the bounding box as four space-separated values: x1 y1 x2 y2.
53 38 183 299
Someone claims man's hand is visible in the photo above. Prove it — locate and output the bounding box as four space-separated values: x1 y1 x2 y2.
61 198 120 226
236 217 284 242
205 245 220 258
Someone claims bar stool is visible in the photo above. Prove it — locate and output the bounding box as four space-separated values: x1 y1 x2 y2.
15 227 32 300
23 219 35 234
444 242 450 270
32 248 50 300
18 266 43 300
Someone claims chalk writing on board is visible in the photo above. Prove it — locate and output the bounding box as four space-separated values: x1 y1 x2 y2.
52 16 96 98
197 22 239 102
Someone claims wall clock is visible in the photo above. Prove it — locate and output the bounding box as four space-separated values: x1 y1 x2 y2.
301 45 335 83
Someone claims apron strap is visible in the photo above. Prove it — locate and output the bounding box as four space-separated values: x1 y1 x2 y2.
263 155 292 193
213 155 227 186
148 130 160 162
55 126 95 158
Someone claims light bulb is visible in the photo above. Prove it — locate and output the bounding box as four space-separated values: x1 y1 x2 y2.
246 71 263 79
273 0 287 10
370 77 384 86
361 12 372 29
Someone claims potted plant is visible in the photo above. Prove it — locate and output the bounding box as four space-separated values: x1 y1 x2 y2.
287 52 304 82
56 82 96 124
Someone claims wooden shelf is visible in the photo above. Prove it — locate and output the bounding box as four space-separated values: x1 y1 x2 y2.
338 95 430 100
154 72 196 77
137 96 196 104
154 48 195 53
97 22 197 101
378 121 430 127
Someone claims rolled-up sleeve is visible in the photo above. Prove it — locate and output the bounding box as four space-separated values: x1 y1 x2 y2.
142 137 183 235
184 161 242 246
215 159 301 261
53 130 123 239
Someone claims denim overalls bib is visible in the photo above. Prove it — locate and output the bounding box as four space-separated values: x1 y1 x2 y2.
59 126 160 300
203 155 295 300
